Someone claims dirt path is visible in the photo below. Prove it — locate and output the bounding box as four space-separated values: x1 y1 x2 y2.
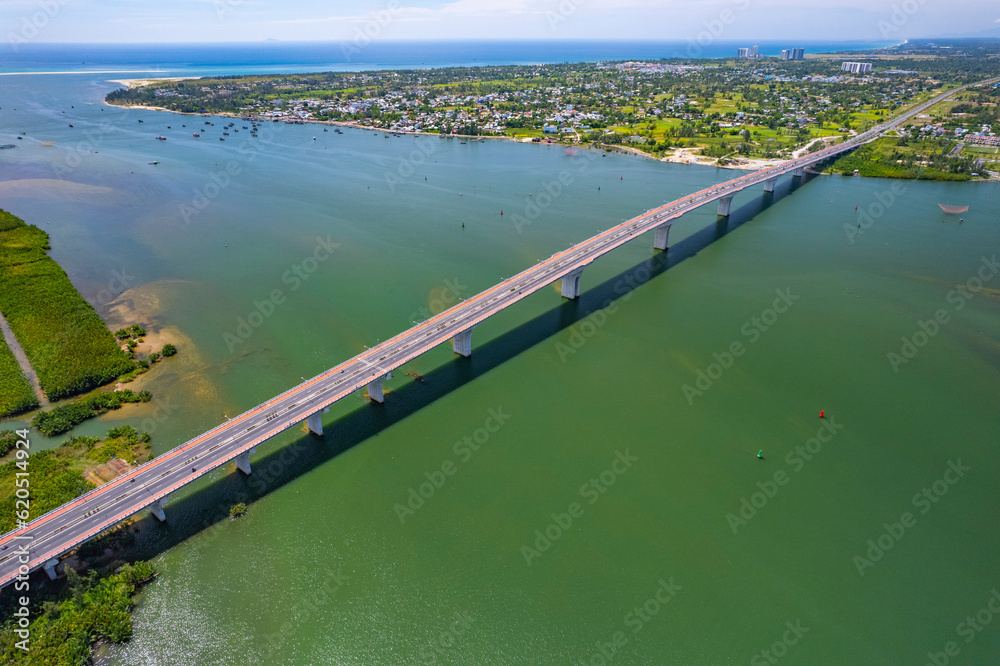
0 308 47 407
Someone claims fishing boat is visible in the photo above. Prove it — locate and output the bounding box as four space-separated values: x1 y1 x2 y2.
193 133 201 137
156 135 167 140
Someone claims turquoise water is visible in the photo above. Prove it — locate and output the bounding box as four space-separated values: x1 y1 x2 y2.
0 40 899 75
1 73 998 664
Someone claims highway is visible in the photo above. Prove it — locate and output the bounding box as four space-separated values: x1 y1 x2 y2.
1 78 993 590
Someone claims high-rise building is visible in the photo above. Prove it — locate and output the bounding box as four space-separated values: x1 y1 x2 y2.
841 62 873 74
780 49 791 60
751 45 758 58
792 48 805 60
737 48 750 59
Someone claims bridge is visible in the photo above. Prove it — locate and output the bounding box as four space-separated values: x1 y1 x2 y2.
1 79 993 590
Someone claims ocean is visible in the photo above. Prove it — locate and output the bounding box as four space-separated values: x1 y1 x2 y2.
0 39 899 76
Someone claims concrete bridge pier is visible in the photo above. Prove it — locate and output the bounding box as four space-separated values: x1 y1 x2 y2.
235 447 257 475
792 166 805 178
764 176 778 193
653 223 672 251
452 328 472 357
43 559 59 580
150 498 167 522
367 376 385 403
717 196 734 217
561 268 584 299
306 407 330 436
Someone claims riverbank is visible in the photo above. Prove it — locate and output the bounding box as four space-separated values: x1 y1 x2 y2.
105 78 856 174
0 425 153 533
105 88 810 174
0 209 135 401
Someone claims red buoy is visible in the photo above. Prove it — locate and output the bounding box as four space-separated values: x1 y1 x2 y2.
819 410 825 418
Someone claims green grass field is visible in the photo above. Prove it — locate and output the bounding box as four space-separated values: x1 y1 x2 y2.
0 210 135 401
825 136 972 180
0 334 37 418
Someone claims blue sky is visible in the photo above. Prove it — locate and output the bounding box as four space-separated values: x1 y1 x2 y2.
2 0 998 43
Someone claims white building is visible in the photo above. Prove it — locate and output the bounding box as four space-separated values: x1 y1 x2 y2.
842 62 873 74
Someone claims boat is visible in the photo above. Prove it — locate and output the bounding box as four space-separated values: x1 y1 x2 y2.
156 136 167 140
193 133 201 137
219 137 225 141
148 161 159 165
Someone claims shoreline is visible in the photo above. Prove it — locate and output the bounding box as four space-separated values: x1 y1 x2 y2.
105 75 992 179
104 92 791 173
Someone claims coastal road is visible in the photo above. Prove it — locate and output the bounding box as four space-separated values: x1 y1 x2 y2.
1 78 994 590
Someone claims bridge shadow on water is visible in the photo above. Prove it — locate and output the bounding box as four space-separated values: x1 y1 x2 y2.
123 174 811 562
